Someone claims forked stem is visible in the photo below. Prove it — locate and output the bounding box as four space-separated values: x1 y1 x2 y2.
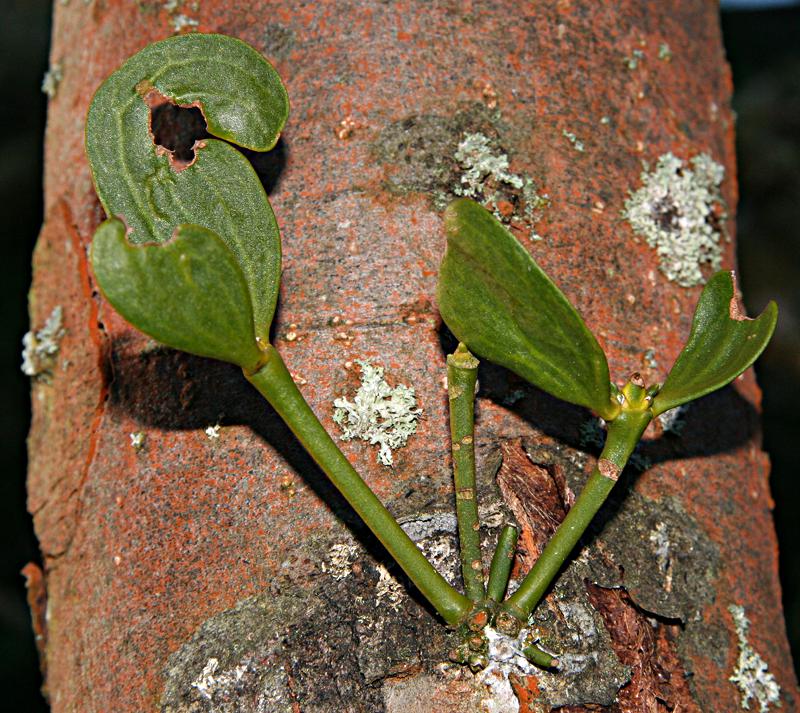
246 345 473 626
447 344 485 601
501 407 652 624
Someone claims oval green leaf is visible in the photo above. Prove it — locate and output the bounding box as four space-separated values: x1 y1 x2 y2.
652 271 777 416
438 199 615 419
85 33 289 341
92 218 263 371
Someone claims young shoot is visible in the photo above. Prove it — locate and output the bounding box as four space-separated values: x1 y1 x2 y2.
85 32 778 677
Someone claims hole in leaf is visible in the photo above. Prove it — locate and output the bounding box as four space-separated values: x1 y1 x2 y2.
150 102 210 168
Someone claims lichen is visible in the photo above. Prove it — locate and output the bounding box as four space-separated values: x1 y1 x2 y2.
623 152 727 287
324 542 358 581
658 42 673 61
41 63 63 99
729 605 781 712
561 129 585 152
172 13 199 32
649 521 673 591
478 627 540 713
372 106 548 232
263 23 296 62
21 306 66 378
375 563 405 611
204 424 221 440
333 360 421 466
190 658 249 701
130 432 146 450
454 132 524 199
658 403 689 435
625 48 645 70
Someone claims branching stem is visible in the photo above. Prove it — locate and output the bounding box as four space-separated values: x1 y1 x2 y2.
502 407 652 623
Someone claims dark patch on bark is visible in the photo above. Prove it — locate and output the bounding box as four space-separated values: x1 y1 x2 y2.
262 23 296 62
371 101 545 229
161 530 462 713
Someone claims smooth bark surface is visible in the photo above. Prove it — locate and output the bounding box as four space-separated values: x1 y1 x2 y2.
28 1 798 711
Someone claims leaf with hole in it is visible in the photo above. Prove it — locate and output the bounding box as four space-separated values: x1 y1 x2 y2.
438 199 616 420
85 33 288 341
92 218 263 371
652 271 777 416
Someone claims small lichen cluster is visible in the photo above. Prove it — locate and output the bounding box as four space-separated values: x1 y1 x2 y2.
21 306 65 378
41 63 63 99
454 132 524 198
561 129 585 152
478 627 541 713
623 153 727 287
333 360 421 466
190 657 249 702
453 132 548 234
162 0 200 33
657 404 688 436
324 542 359 581
728 604 781 712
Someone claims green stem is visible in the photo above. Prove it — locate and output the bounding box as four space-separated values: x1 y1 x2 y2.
447 344 485 602
502 408 652 622
245 345 473 626
486 524 517 603
522 643 559 669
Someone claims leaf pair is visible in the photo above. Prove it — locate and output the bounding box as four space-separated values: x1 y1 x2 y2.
86 34 289 370
437 199 777 418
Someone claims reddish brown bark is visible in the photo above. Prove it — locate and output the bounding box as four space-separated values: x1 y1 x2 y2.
29 1 798 711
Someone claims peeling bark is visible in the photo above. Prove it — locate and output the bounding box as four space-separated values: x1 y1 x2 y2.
28 1 798 711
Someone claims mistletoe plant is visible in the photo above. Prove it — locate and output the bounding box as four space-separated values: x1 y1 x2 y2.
437 198 777 638
86 33 776 669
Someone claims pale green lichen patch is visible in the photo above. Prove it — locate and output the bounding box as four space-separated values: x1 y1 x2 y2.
41 63 63 99
162 0 200 33
623 153 727 287
561 129 585 152
333 360 421 466
625 49 645 70
729 605 781 713
172 13 199 32
658 43 673 61
454 132 524 198
453 132 549 232
21 306 65 379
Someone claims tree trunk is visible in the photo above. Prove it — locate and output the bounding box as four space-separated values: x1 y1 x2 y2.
28 1 798 711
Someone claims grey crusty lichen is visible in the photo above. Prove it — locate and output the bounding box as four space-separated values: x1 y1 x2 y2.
21 305 65 378
728 605 781 713
623 152 727 287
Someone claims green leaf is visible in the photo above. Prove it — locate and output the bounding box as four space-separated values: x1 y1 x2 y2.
438 199 616 419
85 33 288 341
91 218 264 371
652 271 777 416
